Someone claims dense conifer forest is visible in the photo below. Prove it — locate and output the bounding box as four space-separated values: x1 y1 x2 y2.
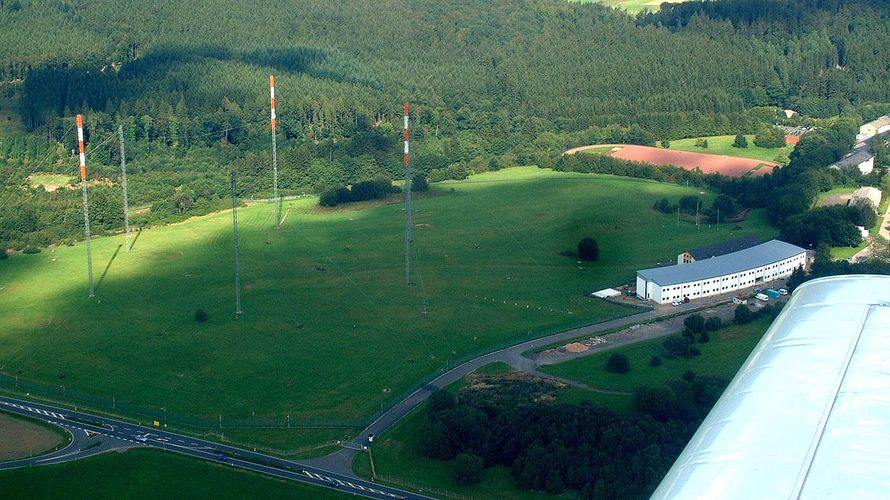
2 0 890 247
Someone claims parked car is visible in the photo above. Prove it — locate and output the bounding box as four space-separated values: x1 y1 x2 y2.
778 288 788 295
671 300 681 306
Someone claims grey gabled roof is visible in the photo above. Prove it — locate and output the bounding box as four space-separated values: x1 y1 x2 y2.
687 234 761 260
638 239 806 286
831 149 873 169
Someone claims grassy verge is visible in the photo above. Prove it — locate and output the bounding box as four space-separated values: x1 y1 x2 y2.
540 316 773 392
0 448 346 499
669 134 793 164
815 187 857 207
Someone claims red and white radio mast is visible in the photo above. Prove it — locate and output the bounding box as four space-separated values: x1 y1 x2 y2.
77 114 95 297
270 74 281 226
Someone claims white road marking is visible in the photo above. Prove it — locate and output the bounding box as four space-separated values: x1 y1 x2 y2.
0 401 65 420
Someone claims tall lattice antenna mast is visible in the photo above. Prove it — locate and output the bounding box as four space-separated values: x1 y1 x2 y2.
77 115 95 297
270 74 281 227
232 171 243 316
118 125 131 251
404 101 413 285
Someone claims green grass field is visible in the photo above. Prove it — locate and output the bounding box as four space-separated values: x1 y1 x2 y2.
541 316 773 392
27 173 73 192
0 167 776 447
0 448 346 499
669 135 794 164
815 187 856 207
572 0 687 14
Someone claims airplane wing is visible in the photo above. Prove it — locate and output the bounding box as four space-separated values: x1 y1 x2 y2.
651 274 890 499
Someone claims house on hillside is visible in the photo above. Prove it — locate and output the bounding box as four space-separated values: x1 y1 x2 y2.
830 150 875 175
859 116 890 141
850 186 882 211
637 240 807 305
677 234 761 265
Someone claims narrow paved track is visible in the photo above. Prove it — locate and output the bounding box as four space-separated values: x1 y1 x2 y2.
307 295 744 474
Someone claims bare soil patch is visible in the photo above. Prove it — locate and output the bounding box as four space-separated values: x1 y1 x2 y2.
0 412 68 461
565 342 590 353
566 144 781 178
818 193 852 208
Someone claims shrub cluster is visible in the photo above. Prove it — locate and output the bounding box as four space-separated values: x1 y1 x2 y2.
605 352 630 374
318 178 400 207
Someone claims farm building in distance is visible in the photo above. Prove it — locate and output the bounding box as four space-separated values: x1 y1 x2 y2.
830 149 875 175
677 234 760 264
858 115 890 141
637 240 807 304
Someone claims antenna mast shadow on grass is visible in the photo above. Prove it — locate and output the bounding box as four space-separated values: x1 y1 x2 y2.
232 170 243 317
128 228 143 251
95 244 123 292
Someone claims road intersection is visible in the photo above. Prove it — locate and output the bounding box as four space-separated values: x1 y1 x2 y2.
0 397 424 499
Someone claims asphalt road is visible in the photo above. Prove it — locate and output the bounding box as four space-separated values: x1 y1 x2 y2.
0 397 427 500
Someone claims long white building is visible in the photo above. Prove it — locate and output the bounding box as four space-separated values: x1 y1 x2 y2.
636 239 807 304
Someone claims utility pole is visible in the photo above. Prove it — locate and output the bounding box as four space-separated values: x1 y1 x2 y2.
231 171 242 316
404 101 413 285
77 115 95 297
270 75 281 227
118 125 131 251
695 201 700 231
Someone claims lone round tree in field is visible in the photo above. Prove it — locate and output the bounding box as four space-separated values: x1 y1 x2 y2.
577 237 599 261
733 134 748 148
606 352 630 374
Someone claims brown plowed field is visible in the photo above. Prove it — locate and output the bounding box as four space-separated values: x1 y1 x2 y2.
565 144 781 178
